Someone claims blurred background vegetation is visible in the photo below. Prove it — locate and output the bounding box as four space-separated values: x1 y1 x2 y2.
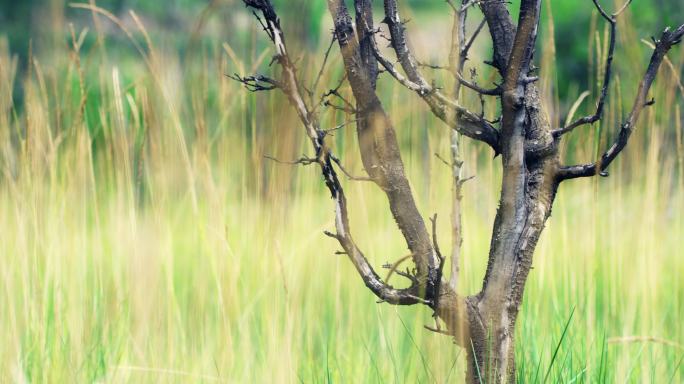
1 0 683 97
0 0 683 382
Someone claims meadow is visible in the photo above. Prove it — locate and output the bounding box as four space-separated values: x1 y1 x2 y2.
0 1 683 382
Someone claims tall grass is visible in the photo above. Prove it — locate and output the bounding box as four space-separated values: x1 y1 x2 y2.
0 2 682 382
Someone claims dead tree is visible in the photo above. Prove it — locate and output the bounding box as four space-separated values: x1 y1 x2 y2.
233 0 683 382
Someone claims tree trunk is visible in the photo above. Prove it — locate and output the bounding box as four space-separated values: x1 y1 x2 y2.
238 1 684 382
333 0 559 381
436 156 558 382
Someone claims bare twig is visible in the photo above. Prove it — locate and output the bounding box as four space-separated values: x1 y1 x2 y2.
368 1 501 152
463 19 487 61
228 73 281 92
640 38 684 95
239 0 425 305
424 324 453 336
430 214 445 267
396 268 420 285
311 34 337 101
434 152 452 167
322 118 359 134
324 100 357 114
457 73 502 95
553 0 624 137
458 175 476 186
264 154 317 166
383 254 414 281
323 88 357 113
330 155 373 181
559 25 684 180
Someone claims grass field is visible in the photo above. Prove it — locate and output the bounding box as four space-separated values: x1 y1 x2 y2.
0 2 683 383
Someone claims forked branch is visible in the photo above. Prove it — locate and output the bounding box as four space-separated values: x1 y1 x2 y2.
330 0 451 304
458 73 502 95
367 0 501 153
229 73 281 92
553 0 623 137
558 25 684 180
239 0 427 305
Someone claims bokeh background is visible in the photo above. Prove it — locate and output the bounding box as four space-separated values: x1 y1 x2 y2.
0 0 683 382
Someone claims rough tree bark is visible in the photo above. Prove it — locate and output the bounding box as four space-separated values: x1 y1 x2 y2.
233 0 684 382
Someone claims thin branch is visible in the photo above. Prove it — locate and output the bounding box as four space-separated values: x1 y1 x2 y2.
640 38 684 95
311 34 337 101
329 73 348 94
322 118 359 133
323 88 357 113
458 0 487 14
458 174 476 186
429 214 445 266
239 0 425 305
314 73 348 114
558 25 684 180
396 268 420 285
591 0 612 21
251 10 273 41
424 324 453 336
417 61 450 71
462 19 487 60
330 155 373 181
228 73 281 92
368 12 501 151
383 254 415 283
264 154 317 166
434 152 452 167
324 101 356 114
457 73 502 95
446 0 472 294
553 0 620 137
369 38 423 91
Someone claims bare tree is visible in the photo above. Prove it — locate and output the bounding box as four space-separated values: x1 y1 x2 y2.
232 0 683 382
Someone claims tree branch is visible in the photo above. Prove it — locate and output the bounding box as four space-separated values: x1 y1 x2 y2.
264 154 317 166
478 0 516 74
329 0 444 303
228 73 282 92
553 0 622 137
383 254 414 283
310 34 337 102
457 73 502 95
330 155 373 181
239 0 425 305
323 88 357 113
373 0 501 153
446 0 473 294
558 25 684 180
424 324 453 336
463 19 487 60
